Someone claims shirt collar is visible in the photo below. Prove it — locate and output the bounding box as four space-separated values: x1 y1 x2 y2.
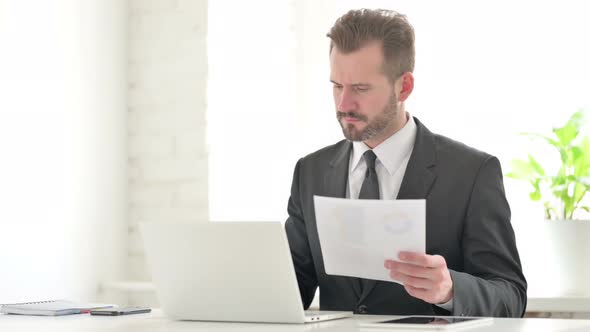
350 113 417 176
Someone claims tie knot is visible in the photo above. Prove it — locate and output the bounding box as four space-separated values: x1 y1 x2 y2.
363 150 377 170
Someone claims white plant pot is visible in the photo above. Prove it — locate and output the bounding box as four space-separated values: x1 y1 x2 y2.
516 220 590 297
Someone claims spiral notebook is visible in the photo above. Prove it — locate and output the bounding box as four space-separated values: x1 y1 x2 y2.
0 300 115 316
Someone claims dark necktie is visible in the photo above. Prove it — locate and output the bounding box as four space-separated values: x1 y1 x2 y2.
359 150 380 200
357 150 379 293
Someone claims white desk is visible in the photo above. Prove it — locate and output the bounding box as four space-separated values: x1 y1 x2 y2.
527 296 590 313
1 310 590 332
103 281 590 317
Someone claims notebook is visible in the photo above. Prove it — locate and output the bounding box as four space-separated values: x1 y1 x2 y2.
0 300 116 316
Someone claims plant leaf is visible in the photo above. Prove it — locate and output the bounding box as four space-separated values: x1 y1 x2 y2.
527 154 545 176
520 132 559 147
529 191 541 201
553 110 586 146
553 123 578 147
529 179 542 201
573 182 587 207
574 136 590 177
508 159 537 180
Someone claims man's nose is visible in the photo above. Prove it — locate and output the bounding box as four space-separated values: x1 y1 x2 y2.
337 87 357 112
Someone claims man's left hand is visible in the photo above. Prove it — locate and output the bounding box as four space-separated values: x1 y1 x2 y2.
384 252 453 305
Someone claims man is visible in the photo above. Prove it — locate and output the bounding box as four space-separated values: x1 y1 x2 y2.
284 9 527 317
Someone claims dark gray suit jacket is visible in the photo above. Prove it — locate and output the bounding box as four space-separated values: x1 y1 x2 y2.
284 117 527 317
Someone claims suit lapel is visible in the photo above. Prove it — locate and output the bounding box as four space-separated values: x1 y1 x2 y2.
397 117 437 200
358 117 438 304
323 140 352 198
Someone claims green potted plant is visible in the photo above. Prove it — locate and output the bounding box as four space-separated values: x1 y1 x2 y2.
507 109 590 297
507 109 590 220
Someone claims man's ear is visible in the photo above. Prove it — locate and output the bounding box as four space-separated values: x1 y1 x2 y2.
397 72 414 102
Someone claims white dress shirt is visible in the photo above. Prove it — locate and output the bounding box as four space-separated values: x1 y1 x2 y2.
347 115 416 200
346 114 454 311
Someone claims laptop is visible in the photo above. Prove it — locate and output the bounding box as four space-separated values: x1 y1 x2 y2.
140 221 353 324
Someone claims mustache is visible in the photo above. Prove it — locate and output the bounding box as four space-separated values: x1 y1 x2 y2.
337 111 368 122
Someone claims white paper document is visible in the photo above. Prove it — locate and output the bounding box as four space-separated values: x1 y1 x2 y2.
314 195 425 284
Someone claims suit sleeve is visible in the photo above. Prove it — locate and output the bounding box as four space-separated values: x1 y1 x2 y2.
450 156 527 317
284 158 318 309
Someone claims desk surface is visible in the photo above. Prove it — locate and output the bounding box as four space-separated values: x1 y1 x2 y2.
527 296 590 313
1 309 590 332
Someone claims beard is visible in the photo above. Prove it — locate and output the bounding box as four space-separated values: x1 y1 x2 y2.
337 93 399 142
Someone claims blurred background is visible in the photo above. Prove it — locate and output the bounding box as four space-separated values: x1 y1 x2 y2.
1 0 589 318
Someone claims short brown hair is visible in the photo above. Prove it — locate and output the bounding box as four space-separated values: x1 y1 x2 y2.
327 9 415 82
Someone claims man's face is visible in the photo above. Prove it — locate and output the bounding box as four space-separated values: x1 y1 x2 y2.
330 42 404 146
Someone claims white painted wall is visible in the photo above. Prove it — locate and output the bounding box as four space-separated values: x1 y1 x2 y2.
0 0 127 303
127 0 208 304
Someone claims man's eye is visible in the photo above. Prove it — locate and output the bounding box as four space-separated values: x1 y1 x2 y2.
355 86 369 92
333 85 343 90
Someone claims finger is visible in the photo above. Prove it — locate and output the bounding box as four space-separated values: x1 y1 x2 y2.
404 284 435 303
384 259 392 269
384 259 405 269
391 261 438 280
390 270 432 289
398 251 431 266
399 252 446 268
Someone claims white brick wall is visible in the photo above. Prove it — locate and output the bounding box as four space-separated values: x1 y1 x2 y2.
127 0 208 304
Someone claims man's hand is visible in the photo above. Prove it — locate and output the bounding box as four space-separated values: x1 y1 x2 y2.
384 251 453 305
